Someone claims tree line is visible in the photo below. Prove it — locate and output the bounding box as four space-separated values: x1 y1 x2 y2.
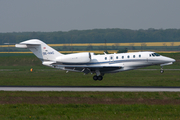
0 28 180 44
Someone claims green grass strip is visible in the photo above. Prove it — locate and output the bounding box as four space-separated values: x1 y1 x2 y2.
0 104 179 120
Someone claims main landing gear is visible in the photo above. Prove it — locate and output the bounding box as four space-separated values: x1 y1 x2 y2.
93 75 103 81
93 70 104 81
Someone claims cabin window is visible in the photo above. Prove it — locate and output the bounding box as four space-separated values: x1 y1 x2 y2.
139 55 141 58
105 57 107 60
122 56 124 59
127 55 130 58
116 56 118 59
133 55 135 58
111 57 113 59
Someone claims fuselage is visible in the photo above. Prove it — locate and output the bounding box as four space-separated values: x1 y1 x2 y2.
77 51 175 74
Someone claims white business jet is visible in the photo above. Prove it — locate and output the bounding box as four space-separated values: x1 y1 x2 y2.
16 39 175 81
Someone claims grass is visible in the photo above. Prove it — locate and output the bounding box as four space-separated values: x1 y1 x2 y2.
0 70 180 86
0 91 180 119
1 91 180 99
0 104 179 120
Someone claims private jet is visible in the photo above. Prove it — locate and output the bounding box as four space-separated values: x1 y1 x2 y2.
16 39 175 81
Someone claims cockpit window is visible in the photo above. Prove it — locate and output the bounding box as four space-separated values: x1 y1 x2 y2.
151 53 160 57
154 53 160 56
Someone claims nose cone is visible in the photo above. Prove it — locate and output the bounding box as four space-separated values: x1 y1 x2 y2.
164 57 176 63
160 56 175 66
172 58 176 63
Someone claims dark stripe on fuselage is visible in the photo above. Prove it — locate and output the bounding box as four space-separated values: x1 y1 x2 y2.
58 59 148 65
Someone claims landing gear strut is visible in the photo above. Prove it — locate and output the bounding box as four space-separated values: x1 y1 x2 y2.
93 75 103 81
160 66 164 73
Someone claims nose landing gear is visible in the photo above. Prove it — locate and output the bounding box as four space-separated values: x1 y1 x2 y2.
160 66 164 73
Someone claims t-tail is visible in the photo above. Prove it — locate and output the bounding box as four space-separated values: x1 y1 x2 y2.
15 39 63 63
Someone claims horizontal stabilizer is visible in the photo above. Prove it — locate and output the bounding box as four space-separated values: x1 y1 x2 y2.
15 44 40 48
15 44 28 48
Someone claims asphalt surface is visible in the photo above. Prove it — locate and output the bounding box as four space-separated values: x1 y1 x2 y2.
0 86 180 92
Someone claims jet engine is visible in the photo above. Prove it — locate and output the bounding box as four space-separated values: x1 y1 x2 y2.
56 52 91 63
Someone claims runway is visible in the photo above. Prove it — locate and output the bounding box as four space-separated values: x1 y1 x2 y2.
0 86 180 92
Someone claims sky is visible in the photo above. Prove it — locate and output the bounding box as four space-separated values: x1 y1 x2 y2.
0 0 180 33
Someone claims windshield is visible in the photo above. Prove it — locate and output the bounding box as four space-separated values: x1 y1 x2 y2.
154 53 160 56
151 53 160 57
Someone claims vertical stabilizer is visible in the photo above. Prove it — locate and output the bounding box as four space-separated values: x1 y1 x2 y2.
15 39 63 61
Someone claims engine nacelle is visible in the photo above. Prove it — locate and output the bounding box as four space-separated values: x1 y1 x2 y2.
56 52 91 63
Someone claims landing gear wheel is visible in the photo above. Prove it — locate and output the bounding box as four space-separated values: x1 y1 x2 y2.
98 76 103 81
160 70 164 74
93 75 98 81
93 75 103 81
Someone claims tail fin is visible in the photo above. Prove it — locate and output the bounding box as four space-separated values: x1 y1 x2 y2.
16 39 63 61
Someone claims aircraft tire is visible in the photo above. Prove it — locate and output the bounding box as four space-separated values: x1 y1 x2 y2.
160 70 164 74
93 75 98 81
98 76 103 81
